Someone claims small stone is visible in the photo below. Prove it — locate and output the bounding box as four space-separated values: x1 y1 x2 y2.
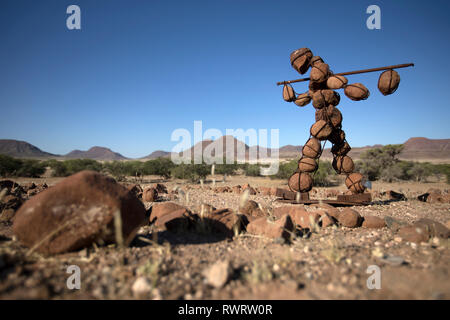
203 208 248 238
142 187 158 202
246 215 295 241
132 277 152 297
338 208 362 228
394 237 402 243
362 216 386 229
385 216 406 232
380 255 405 266
149 202 186 223
203 260 232 289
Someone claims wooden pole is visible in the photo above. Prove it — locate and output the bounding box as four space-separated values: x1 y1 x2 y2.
276 63 414 86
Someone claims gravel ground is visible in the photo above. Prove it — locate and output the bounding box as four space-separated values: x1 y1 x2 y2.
0 176 449 300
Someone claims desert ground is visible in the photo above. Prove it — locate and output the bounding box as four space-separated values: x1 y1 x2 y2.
0 174 449 300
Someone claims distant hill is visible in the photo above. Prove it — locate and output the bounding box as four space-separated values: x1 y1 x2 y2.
399 137 450 160
64 146 127 161
142 150 173 159
0 139 58 159
1 137 449 162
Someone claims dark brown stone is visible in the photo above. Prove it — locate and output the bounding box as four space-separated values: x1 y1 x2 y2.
362 216 386 229
149 202 185 223
338 208 362 228
142 187 158 202
12 171 146 255
246 215 294 241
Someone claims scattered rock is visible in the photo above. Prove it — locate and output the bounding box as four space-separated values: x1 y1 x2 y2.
246 215 294 241
155 208 195 232
202 208 248 238
203 260 232 289
415 219 449 239
149 202 186 223
232 185 242 194
388 190 406 201
240 200 258 215
337 208 362 228
380 255 406 266
397 225 430 243
273 206 320 229
125 184 143 198
362 216 386 229
241 184 257 195
314 210 337 228
418 191 450 204
132 277 152 297
142 187 158 202
385 216 406 232
13 170 147 254
152 183 168 194
214 186 231 193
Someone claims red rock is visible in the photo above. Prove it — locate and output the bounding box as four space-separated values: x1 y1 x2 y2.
155 208 195 231
337 208 362 228
427 192 450 204
312 210 337 228
273 206 320 229
142 187 158 202
388 190 406 201
214 186 231 193
202 208 248 237
308 203 340 220
415 219 449 239
246 215 294 241
152 183 168 194
125 184 143 198
149 202 185 223
397 226 430 243
12 171 146 255
362 216 386 229
258 187 271 196
240 200 259 215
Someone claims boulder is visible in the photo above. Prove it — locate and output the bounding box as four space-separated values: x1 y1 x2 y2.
337 208 362 228
149 202 186 223
142 187 158 202
12 171 146 255
362 216 386 229
246 215 294 241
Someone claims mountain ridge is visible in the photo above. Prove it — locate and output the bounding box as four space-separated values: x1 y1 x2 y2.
0 137 449 162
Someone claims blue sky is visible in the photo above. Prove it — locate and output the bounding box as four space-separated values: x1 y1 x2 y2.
0 0 449 158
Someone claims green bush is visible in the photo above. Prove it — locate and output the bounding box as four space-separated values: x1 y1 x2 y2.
0 155 45 177
244 164 261 177
170 163 210 182
142 158 175 179
271 159 298 179
357 144 403 181
45 159 103 177
312 161 335 186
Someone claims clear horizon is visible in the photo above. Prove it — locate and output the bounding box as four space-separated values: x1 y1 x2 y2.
1 0 449 158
